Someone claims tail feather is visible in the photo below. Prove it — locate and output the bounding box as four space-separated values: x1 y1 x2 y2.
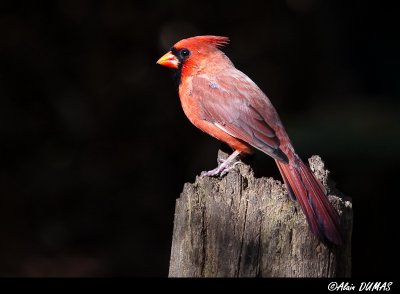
276 158 343 245
276 160 296 200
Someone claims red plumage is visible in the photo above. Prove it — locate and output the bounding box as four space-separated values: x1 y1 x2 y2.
157 35 343 245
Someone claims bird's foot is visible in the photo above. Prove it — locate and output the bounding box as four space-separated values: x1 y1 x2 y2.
205 161 243 177
202 150 242 177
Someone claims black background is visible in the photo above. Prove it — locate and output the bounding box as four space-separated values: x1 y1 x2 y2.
0 0 398 277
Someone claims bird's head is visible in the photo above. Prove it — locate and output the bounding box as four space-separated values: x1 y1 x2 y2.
157 35 230 81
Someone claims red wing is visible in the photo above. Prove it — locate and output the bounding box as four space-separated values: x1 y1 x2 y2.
191 73 288 163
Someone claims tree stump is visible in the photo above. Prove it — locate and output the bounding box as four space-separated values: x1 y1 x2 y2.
169 150 352 277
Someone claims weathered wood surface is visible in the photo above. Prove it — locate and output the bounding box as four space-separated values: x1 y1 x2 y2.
169 150 352 277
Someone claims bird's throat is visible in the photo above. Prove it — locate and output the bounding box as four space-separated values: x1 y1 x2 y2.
172 64 183 87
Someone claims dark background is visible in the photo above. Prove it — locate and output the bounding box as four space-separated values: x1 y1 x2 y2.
0 0 398 277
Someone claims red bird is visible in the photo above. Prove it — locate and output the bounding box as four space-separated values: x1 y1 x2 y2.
157 35 342 245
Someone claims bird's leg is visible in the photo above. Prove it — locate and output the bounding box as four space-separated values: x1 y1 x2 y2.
202 150 242 177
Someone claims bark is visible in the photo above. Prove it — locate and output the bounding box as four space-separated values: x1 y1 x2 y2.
169 150 352 277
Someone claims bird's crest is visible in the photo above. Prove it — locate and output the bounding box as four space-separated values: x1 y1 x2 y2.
174 35 229 50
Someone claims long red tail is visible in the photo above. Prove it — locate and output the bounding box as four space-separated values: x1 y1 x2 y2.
276 157 343 245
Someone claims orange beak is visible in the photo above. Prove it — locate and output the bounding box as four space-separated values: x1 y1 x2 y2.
156 51 179 69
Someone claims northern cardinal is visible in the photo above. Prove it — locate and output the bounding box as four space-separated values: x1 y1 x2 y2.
157 35 342 245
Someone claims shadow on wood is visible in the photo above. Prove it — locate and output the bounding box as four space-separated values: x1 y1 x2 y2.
169 149 352 277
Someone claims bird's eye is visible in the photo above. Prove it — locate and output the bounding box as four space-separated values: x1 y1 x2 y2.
180 49 191 58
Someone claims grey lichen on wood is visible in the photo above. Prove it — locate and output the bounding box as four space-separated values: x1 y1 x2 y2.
169 150 353 277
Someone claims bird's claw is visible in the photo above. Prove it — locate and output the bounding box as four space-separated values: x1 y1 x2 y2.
202 161 242 177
